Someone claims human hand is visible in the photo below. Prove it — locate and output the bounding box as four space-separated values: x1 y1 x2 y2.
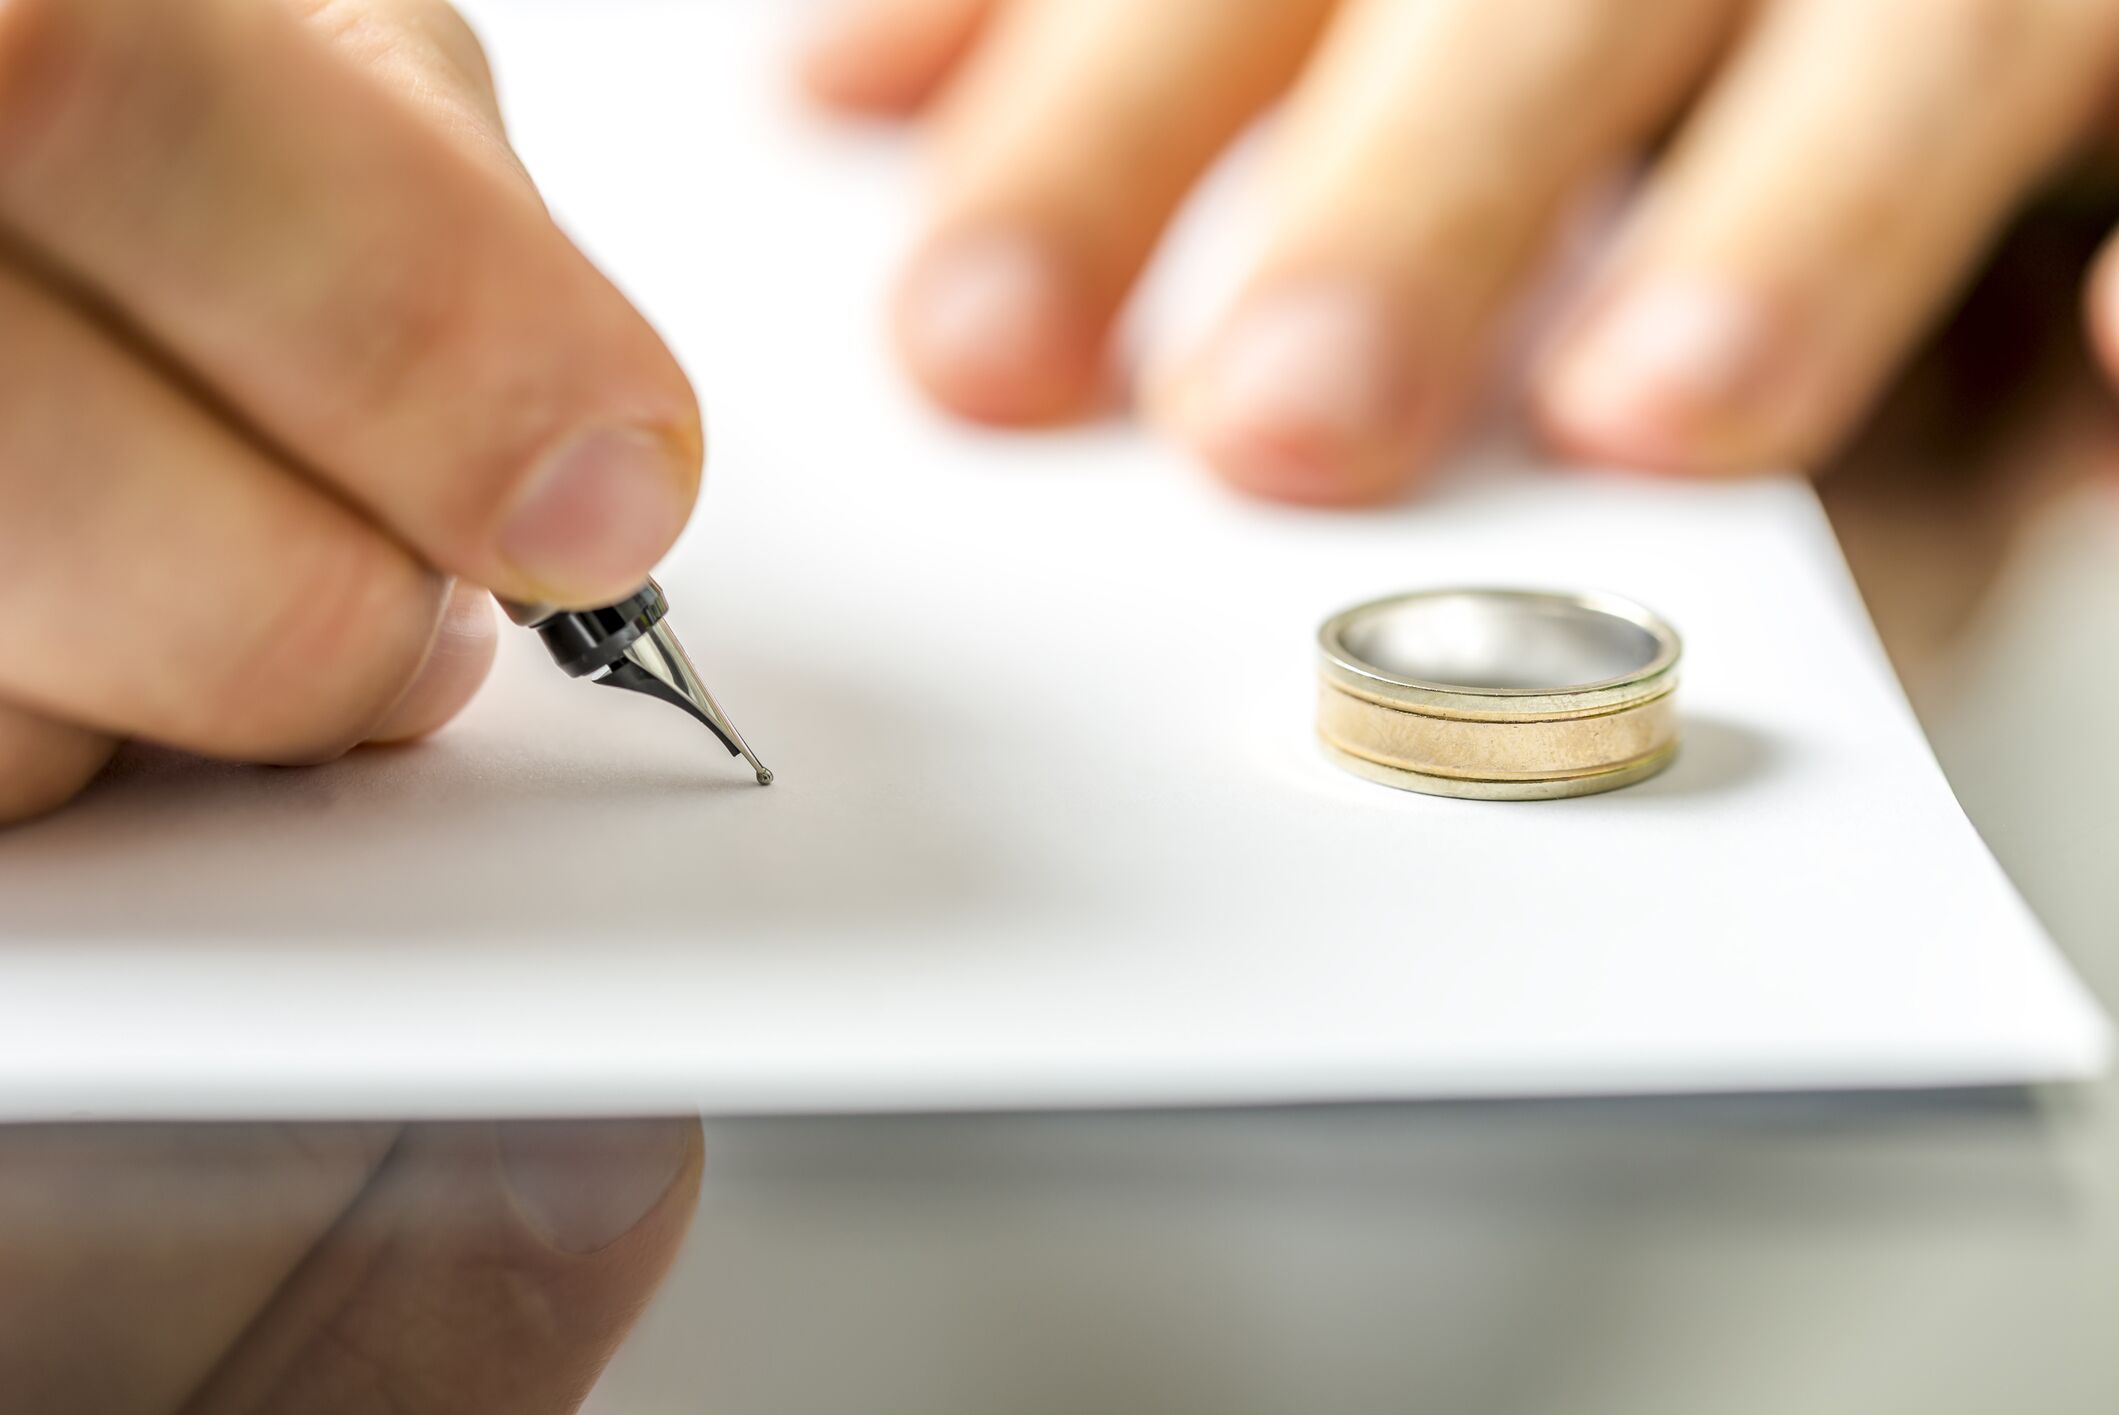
0 0 702 824
801 0 2119 501
0 1118 702 1413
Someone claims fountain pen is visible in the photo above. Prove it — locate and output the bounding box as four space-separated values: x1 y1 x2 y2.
501 580 772 784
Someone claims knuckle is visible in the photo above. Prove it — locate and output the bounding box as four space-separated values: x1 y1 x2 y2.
200 533 444 761
410 1 496 94
296 0 496 98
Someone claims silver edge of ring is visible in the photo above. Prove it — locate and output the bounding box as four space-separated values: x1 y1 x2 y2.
1316 587 1682 718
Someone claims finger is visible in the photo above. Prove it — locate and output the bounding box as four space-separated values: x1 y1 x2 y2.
0 0 701 607
0 261 450 761
2081 216 2119 390
799 0 995 116
1534 0 2119 475
0 700 117 825
188 1119 703 1415
366 580 498 745
1157 0 1737 504
0 1123 395 1414
893 0 1333 424
290 0 518 174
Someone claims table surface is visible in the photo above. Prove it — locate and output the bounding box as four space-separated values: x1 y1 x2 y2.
584 252 2119 1415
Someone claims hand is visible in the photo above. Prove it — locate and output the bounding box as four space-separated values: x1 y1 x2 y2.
0 1118 703 1413
0 0 703 824
801 0 2119 501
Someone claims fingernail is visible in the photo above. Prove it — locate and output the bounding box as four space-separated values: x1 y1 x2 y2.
500 425 695 602
1172 285 1413 503
498 1118 696 1255
1540 281 1781 472
895 232 1094 424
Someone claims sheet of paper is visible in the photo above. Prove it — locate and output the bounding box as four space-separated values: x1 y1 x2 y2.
0 0 2104 1120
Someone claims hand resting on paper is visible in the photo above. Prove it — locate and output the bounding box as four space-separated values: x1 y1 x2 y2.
0 1118 702 1414
0 0 703 824
803 0 2119 500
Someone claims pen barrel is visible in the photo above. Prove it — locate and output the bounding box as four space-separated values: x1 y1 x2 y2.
496 581 669 678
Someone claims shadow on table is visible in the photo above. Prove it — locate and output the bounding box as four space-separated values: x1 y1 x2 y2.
1627 714 1776 800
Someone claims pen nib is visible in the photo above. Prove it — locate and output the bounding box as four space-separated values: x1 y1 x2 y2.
596 620 773 785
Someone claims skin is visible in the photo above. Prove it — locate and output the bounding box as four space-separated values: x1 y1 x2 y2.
0 0 702 826
801 0 2119 500
0 5 703 1410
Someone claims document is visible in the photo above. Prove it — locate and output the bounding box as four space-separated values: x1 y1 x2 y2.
0 0 2103 1118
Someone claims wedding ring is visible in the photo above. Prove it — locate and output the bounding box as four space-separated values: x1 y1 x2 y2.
1316 588 1680 801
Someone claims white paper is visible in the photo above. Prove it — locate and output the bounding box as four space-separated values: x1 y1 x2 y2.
0 0 2104 1120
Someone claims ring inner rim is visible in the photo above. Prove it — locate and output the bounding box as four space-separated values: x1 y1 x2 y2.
1320 589 1680 701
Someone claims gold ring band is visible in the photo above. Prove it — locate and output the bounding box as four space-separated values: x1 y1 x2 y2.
1316 588 1681 801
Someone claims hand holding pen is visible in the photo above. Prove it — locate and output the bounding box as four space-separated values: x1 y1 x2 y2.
0 0 750 827
0 6 728 1408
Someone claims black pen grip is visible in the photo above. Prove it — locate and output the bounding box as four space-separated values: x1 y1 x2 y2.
496 581 668 678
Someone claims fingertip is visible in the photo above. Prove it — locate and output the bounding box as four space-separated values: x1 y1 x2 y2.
796 31 925 116
795 34 908 115
795 0 988 116
892 230 1103 425
1186 434 1415 507
365 583 498 745
1530 280 1798 478
497 1117 703 1257
1529 352 1712 477
0 706 117 826
2085 236 2119 389
1159 284 1431 506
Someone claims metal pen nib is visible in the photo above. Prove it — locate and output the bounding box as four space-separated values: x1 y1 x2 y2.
500 579 773 786
598 620 774 785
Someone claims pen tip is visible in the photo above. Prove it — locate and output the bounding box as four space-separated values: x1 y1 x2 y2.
755 767 774 786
